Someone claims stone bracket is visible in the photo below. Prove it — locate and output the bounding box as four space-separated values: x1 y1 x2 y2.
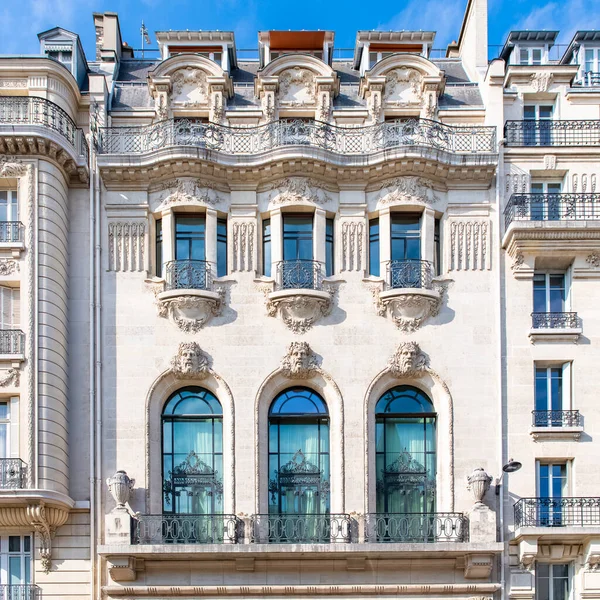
108 556 145 582
263 287 333 334
464 553 494 579
156 288 224 332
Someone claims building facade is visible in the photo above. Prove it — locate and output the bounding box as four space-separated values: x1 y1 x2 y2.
0 1 599 599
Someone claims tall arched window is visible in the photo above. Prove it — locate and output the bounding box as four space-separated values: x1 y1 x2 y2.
268 388 330 516
162 387 223 515
375 386 436 515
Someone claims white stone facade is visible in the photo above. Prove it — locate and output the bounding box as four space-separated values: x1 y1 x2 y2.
0 2 599 599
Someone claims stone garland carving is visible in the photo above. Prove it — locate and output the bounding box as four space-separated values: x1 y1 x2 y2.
279 68 316 106
530 72 553 93
265 177 331 206
341 221 364 272
0 259 19 275
376 176 440 207
280 341 319 379
108 222 146 272
155 178 223 209
170 342 210 379
384 68 423 105
232 221 255 272
586 252 600 268
449 220 491 271
157 289 225 333
0 157 35 488
171 68 208 107
0 368 19 387
0 79 27 88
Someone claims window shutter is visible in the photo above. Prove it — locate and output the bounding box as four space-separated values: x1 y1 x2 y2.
11 289 19 329
0 287 10 329
562 363 572 410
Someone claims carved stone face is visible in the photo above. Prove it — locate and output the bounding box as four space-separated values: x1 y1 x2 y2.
288 342 308 374
398 342 419 372
281 341 316 379
179 347 198 374
171 342 209 378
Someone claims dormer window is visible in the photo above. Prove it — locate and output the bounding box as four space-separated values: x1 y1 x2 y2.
519 47 543 65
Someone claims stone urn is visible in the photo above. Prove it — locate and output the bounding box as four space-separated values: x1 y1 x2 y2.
467 467 492 506
107 470 135 508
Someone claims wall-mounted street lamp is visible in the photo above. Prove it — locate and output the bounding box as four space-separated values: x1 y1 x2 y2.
496 458 522 494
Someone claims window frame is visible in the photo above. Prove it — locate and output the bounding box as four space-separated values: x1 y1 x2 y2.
0 534 31 585
535 562 572 600
533 272 569 313
216 218 227 278
534 363 572 412
518 46 544 65
0 190 18 223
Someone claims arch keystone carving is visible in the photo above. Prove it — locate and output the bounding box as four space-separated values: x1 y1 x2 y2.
280 341 319 379
170 342 210 379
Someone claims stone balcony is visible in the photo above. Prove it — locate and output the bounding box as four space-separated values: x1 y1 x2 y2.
529 410 583 442
0 96 89 184
528 311 582 343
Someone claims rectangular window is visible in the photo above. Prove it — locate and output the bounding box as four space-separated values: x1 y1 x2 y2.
175 215 206 261
155 219 163 278
0 191 18 224
0 535 31 584
530 182 562 220
0 287 19 330
325 218 334 277
519 47 544 65
262 219 271 277
217 219 227 277
282 214 313 261
536 564 570 600
538 462 569 528
535 366 564 412
369 218 380 277
533 273 566 313
391 213 421 261
0 402 9 459
434 217 441 276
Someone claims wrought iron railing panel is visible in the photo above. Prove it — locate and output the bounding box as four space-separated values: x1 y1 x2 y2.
134 514 240 544
504 193 600 228
276 260 323 290
532 410 582 428
0 330 24 354
250 513 351 543
0 459 27 489
164 260 211 291
0 96 89 162
387 259 434 289
364 513 468 543
574 72 600 87
0 585 40 600
531 312 579 329
0 222 24 243
505 120 600 147
97 118 496 156
515 497 600 527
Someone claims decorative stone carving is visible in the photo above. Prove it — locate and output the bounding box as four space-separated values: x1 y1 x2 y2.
0 259 19 275
467 468 493 506
376 176 440 207
280 341 319 379
266 292 332 334
506 172 529 194
27 501 69 574
543 154 557 170
265 177 331 206
169 342 210 379
157 291 223 333
530 72 553 93
232 221 255 272
386 341 428 378
450 220 491 271
384 68 423 106
108 222 146 272
155 178 222 209
279 68 316 106
171 68 208 107
0 368 19 387
341 221 364 272
106 470 135 508
587 252 600 268
511 252 525 271
0 79 27 88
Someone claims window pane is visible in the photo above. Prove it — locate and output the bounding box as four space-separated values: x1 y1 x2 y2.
9 556 21 584
532 48 542 65
283 215 313 261
539 106 553 119
175 216 206 261
8 536 20 552
550 368 563 411
535 368 549 411
325 218 334 277
533 274 547 312
519 48 529 64
524 105 536 119
369 219 380 277
217 219 227 277
155 219 163 278
263 219 271 277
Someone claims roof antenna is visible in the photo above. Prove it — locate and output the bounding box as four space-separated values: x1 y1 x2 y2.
141 21 152 59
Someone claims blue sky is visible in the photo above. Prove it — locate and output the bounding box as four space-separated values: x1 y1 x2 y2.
0 0 598 58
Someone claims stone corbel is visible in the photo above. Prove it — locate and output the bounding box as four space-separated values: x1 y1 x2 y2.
256 77 279 122
108 557 145 582
464 553 494 579
148 76 172 121
584 540 600 571
156 289 224 333
518 538 539 571
26 501 69 574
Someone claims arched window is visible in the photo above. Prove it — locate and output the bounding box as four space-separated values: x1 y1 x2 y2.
162 387 223 515
268 388 330 515
375 386 436 515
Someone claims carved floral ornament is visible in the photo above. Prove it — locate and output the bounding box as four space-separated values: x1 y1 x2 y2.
170 68 208 106
266 292 333 334
375 176 440 207
156 290 224 333
154 178 223 210
264 177 332 206
384 68 423 105
278 68 316 106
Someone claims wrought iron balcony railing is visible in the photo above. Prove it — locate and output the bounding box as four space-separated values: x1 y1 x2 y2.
0 330 24 355
0 96 89 163
504 193 600 228
387 259 434 290
514 497 600 528
531 312 579 329
504 119 600 147
0 585 40 600
134 514 240 544
575 72 600 87
0 459 27 489
276 259 323 290
164 259 211 291
250 513 352 543
97 118 497 156
0 222 24 244
364 513 468 543
532 410 582 428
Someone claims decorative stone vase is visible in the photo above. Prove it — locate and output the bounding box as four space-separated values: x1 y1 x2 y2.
107 470 135 508
467 467 492 505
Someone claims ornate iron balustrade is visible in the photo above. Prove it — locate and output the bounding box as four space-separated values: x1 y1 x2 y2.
164 259 211 291
0 585 40 600
504 193 600 228
97 118 496 156
0 330 24 355
134 514 240 544
0 222 24 244
532 410 582 428
364 513 468 543
0 96 89 163
531 312 579 329
250 514 352 543
387 259 434 289
276 259 323 290
505 119 600 146
514 497 600 527
0 459 27 489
